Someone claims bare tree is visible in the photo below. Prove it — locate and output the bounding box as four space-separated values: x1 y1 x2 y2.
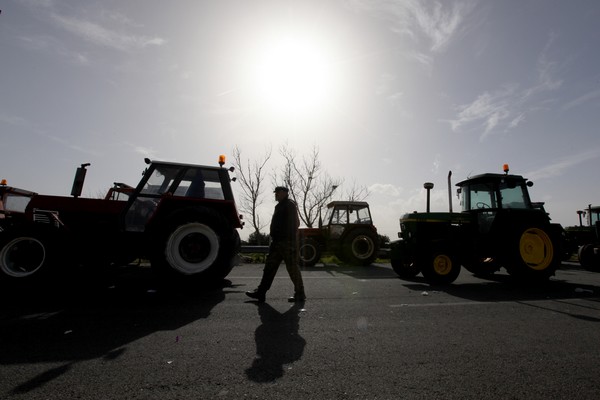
275 144 342 228
344 180 370 202
232 145 272 244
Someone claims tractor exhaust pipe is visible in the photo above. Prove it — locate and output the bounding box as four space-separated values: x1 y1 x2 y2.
71 163 90 198
448 170 453 213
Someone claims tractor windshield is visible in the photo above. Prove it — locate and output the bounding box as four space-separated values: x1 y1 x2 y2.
3 193 32 213
350 205 372 224
498 181 529 209
142 165 224 200
0 186 36 217
462 183 497 211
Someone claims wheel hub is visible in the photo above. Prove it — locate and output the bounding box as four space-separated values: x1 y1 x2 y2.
433 254 452 275
520 228 553 270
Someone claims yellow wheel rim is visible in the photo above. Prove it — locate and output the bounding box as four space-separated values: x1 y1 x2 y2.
519 228 553 271
433 254 453 276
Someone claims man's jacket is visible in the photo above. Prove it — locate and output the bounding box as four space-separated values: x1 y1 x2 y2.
269 198 300 242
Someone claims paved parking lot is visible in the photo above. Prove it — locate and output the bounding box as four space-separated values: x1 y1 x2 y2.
1 262 599 399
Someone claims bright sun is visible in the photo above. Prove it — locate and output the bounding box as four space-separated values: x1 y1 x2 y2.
251 34 336 117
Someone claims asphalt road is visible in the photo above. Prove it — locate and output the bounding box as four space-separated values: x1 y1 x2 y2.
1 262 599 400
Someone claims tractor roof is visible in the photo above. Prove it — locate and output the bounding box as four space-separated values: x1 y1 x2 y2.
456 173 527 187
327 201 369 209
0 185 37 198
150 159 225 172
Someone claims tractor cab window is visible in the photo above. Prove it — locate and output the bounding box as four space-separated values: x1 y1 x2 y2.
331 208 348 225
589 208 600 225
125 165 179 232
142 165 180 196
170 168 225 200
143 166 225 200
327 206 348 238
351 206 372 224
498 181 529 209
463 183 498 211
3 193 32 213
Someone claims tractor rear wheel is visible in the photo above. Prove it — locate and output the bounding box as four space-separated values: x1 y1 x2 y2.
341 229 379 266
299 238 321 267
151 208 239 283
578 244 600 272
419 248 461 284
391 258 420 279
505 226 558 280
463 258 500 277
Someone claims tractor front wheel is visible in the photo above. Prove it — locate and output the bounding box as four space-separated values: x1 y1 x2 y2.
578 244 600 272
0 230 54 281
419 249 461 284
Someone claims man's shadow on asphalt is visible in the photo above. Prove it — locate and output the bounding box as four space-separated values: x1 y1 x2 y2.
245 302 306 382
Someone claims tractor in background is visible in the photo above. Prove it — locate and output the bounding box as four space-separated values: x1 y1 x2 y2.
298 201 379 267
565 205 600 271
390 166 563 284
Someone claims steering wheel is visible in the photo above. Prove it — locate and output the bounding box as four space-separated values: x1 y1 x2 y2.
476 202 490 209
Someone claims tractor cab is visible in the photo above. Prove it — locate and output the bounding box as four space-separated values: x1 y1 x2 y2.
585 205 600 226
456 167 539 235
321 201 373 235
123 159 242 233
0 180 37 219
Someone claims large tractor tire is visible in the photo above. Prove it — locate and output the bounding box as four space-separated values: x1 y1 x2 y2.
463 258 500 277
299 238 321 267
578 244 600 272
504 225 558 280
0 228 55 282
419 247 461 284
391 258 420 279
341 229 379 266
151 207 239 283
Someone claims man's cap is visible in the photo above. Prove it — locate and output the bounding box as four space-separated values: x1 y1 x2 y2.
274 186 289 193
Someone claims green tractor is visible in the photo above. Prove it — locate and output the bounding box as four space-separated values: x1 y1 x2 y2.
390 166 563 284
298 201 379 267
565 205 600 271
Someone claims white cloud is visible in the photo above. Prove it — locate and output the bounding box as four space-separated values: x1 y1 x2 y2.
51 13 166 51
19 35 90 65
132 145 158 160
525 148 600 181
347 0 476 53
562 89 600 111
449 35 563 140
368 183 402 197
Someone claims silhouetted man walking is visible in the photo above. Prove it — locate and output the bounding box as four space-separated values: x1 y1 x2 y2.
246 186 306 303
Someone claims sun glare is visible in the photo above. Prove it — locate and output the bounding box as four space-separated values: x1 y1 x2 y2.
251 34 336 117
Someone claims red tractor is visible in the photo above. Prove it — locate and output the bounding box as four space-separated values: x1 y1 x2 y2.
298 201 379 267
0 157 243 285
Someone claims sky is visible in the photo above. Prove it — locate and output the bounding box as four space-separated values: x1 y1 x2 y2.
1 0 600 241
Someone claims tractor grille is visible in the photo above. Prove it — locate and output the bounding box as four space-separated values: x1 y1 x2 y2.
33 209 61 228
